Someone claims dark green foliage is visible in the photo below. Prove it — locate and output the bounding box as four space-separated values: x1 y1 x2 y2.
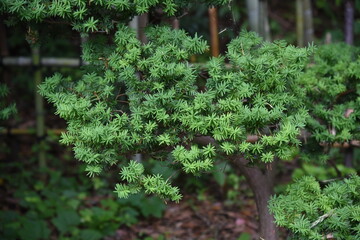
0 160 166 240
299 43 360 145
269 175 360 240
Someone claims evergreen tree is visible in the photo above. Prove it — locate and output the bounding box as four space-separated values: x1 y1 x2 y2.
38 27 313 239
1 1 318 239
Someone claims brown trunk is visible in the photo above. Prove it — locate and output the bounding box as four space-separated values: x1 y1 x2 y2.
233 158 278 240
208 7 220 57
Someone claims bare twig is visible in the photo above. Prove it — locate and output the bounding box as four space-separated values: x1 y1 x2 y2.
310 211 334 228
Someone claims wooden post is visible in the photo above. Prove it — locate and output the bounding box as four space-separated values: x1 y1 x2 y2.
208 6 220 57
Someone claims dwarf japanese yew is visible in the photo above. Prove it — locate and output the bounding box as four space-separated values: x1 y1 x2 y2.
2 1 317 239
40 28 313 239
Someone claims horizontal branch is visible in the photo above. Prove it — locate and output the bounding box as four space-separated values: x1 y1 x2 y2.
310 210 334 228
1 128 359 148
0 128 65 135
1 57 88 67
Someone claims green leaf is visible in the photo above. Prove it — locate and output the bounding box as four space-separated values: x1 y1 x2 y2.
138 196 166 218
237 233 251 240
19 219 50 240
79 229 103 240
51 210 81 234
212 163 226 187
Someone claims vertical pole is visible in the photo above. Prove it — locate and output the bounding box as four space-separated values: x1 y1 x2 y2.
32 46 46 170
129 14 148 163
344 0 354 166
259 0 271 41
129 14 148 44
208 6 220 57
296 0 304 47
138 13 148 44
129 16 139 37
303 0 314 44
345 0 354 45
246 0 270 41
246 0 259 33
325 32 332 44
171 18 180 30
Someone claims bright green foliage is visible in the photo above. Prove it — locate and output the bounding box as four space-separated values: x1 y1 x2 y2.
269 175 360 240
0 84 17 122
3 0 313 202
299 43 360 144
39 25 313 201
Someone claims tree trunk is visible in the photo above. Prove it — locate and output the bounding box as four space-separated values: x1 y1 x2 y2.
208 7 220 57
233 158 278 240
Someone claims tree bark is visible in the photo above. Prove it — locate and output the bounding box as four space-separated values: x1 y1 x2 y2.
233 158 278 240
208 7 220 57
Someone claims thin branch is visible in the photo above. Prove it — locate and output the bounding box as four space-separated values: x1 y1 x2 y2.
115 93 126 101
310 211 334 228
117 100 129 104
